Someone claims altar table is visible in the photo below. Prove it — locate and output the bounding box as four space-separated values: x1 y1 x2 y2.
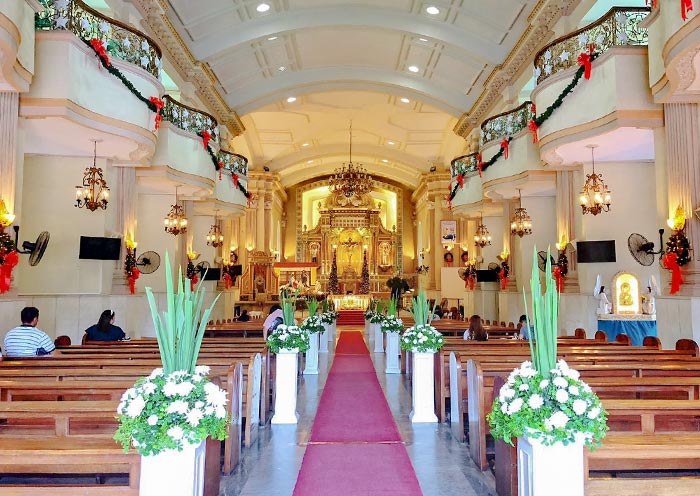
597 315 657 347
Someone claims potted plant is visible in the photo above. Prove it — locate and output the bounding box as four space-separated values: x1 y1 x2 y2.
363 298 378 335
114 253 227 496
267 291 309 424
487 248 608 496
381 297 403 374
401 290 444 423
301 298 324 375
371 299 386 353
320 298 338 351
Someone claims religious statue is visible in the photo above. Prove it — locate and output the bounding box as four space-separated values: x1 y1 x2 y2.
618 282 634 307
379 242 391 266
594 275 611 315
642 275 659 316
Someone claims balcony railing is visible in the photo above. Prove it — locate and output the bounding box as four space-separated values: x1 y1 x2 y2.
533 7 649 85
162 95 219 142
480 101 534 145
451 153 479 178
219 149 249 177
35 0 162 78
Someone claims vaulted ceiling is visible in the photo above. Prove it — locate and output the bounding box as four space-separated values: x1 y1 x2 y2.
164 0 544 188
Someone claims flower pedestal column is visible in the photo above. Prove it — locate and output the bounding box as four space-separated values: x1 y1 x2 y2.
365 318 370 336
385 332 400 374
410 351 437 423
319 324 329 353
303 333 319 375
329 320 337 344
140 440 206 496
517 435 584 496
373 323 384 353
272 348 299 424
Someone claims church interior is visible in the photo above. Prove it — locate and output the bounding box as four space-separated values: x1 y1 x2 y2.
2 0 700 494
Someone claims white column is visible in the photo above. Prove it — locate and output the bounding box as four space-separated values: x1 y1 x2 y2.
0 93 19 213
303 333 319 375
272 350 299 424
385 332 400 374
410 351 438 423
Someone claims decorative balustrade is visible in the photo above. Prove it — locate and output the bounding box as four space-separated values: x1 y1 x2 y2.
451 153 479 178
533 7 649 85
480 101 534 145
162 95 219 142
219 149 249 177
35 0 161 78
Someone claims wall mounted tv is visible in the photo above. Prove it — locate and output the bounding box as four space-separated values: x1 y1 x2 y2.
79 236 121 260
476 269 499 282
576 240 616 263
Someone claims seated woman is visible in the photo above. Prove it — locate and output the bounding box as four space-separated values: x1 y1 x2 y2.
84 310 126 341
238 309 251 322
464 314 488 341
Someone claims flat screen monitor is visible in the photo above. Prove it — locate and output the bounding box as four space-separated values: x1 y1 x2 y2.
202 268 220 281
576 240 616 263
79 236 121 260
476 269 499 283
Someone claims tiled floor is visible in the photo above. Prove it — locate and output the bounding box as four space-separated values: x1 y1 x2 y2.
220 329 498 496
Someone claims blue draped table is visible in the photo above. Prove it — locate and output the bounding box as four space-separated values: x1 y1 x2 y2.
597 318 657 346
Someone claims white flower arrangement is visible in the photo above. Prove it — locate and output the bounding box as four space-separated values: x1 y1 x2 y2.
487 360 608 447
400 323 445 352
380 314 404 334
320 311 339 324
300 314 325 334
266 324 310 353
488 248 608 449
115 367 229 455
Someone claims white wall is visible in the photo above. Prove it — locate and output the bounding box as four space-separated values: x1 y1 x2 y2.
512 196 557 291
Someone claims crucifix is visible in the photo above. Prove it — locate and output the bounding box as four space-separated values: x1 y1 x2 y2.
341 237 360 266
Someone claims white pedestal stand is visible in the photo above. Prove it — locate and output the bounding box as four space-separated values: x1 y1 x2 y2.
373 323 384 353
319 324 329 353
329 320 337 344
410 350 438 423
385 331 400 374
272 348 299 424
140 440 206 496
364 318 370 336
303 333 319 375
517 435 584 496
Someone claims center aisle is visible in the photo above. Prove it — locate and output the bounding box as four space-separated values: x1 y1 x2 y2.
293 331 423 495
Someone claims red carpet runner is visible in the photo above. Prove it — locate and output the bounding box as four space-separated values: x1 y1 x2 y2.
293 331 423 495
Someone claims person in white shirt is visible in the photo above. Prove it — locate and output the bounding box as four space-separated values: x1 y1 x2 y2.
4 307 55 357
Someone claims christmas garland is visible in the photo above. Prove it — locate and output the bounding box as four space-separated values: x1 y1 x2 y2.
447 51 601 204
83 37 250 197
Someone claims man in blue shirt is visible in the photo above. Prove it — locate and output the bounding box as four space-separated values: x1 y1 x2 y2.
4 307 55 357
519 314 535 341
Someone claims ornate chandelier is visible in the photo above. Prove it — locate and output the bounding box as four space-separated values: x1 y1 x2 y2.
206 211 224 247
579 144 611 215
75 140 109 211
510 189 533 237
164 187 188 236
328 123 374 198
474 216 492 248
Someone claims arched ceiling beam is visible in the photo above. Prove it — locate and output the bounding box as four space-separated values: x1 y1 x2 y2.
278 160 421 189
189 6 507 65
230 68 470 116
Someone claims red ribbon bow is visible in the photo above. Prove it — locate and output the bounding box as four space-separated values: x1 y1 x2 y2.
531 104 536 114
128 267 140 294
663 252 684 294
501 138 509 160
149 97 164 131
456 173 464 188
578 52 592 80
477 154 484 177
0 251 19 294
646 0 658 7
528 119 539 144
201 130 211 150
553 266 564 293
89 38 111 67
232 173 239 189
444 194 453 211
498 268 508 290
190 274 199 292
223 272 233 289
682 0 693 20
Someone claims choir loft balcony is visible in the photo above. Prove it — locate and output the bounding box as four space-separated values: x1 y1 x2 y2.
449 152 484 215
22 0 163 161
479 101 554 201
0 0 39 92
531 7 661 167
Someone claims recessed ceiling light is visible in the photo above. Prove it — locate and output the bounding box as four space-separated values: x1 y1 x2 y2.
382 159 389 163
287 96 297 103
387 141 395 145
278 66 286 72
400 97 410 103
267 36 278 41
256 3 270 12
419 37 428 42
426 6 440 15
302 143 309 147
408 65 420 73
307 160 314 163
